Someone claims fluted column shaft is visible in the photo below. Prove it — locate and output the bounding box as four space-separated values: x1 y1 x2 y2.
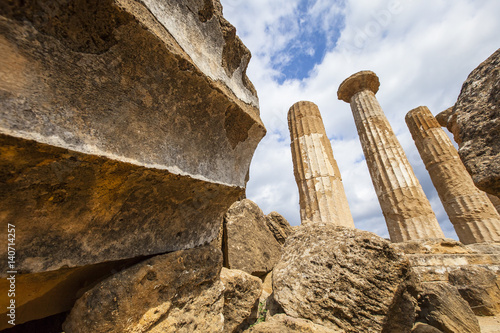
406 106 500 244
337 71 444 242
288 101 354 227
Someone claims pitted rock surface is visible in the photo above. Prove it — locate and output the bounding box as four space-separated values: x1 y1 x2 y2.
447 48 500 196
273 223 417 333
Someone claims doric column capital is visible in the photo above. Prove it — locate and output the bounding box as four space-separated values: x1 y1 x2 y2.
337 70 380 103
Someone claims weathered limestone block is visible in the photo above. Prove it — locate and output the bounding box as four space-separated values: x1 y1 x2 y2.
406 106 500 244
288 101 354 227
265 211 293 245
417 282 480 333
273 223 417 332
245 314 344 333
224 200 282 276
448 266 500 316
0 0 265 326
63 245 224 333
220 268 262 333
337 71 444 242
442 48 500 196
395 239 500 316
392 238 472 255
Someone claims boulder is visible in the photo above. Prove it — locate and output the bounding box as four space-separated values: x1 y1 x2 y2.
0 0 264 326
447 266 500 315
444 48 500 196
245 314 343 333
265 212 294 245
223 200 282 276
63 245 224 333
220 268 262 333
272 223 417 332
417 282 480 333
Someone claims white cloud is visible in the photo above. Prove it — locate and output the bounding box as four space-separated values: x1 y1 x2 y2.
221 0 499 240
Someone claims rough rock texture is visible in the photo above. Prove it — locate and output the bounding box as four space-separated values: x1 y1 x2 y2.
245 314 343 333
220 268 262 333
392 238 471 255
223 200 282 276
0 0 264 326
406 106 500 244
447 266 500 316
411 323 443 333
487 193 500 214
63 246 224 333
260 271 274 301
273 223 417 332
395 238 500 316
288 101 354 227
417 282 480 333
444 48 500 196
338 71 444 242
265 212 293 245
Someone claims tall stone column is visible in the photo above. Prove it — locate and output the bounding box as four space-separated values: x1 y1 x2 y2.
406 106 500 244
337 71 444 242
288 101 355 227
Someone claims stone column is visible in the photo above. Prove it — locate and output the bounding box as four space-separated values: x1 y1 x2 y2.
406 106 500 244
288 101 355 227
337 71 444 242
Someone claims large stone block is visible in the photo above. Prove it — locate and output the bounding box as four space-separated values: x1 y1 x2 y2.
442 48 500 197
223 200 282 276
220 268 262 333
273 223 417 333
417 282 480 333
0 0 264 327
63 245 224 333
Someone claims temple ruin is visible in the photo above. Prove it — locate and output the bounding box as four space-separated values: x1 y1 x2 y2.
337 71 445 242
288 101 354 227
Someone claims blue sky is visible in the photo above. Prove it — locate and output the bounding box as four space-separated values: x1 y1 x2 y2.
220 0 500 239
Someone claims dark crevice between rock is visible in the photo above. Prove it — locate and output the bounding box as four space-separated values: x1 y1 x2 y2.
0 311 68 333
222 215 230 268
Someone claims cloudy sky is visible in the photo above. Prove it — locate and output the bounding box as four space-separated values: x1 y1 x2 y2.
219 0 500 239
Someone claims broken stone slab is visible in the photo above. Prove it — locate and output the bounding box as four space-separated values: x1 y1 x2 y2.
417 282 480 333
63 245 224 333
273 223 418 332
220 268 262 333
223 200 282 276
0 0 265 326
